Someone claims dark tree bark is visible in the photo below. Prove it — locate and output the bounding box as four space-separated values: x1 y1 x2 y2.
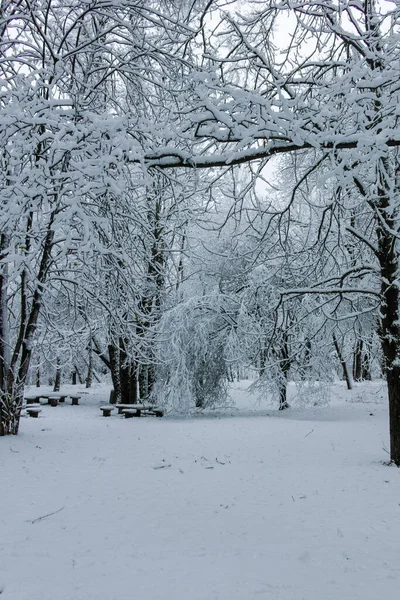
333 333 352 391
375 161 400 465
138 365 149 400
119 338 138 404
353 339 373 382
1 221 55 436
353 339 364 382
278 333 290 410
138 364 156 400
108 344 122 404
53 357 61 392
362 352 372 381
86 342 93 389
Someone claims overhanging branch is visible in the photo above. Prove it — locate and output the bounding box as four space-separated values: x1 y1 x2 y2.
143 137 400 170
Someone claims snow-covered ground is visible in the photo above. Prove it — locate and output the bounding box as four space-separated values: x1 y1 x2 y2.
1 381 399 600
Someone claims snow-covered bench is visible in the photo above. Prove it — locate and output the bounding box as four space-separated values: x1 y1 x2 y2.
26 406 42 418
71 395 80 405
116 403 139 415
35 393 68 404
146 407 164 418
123 408 140 418
25 395 41 404
118 404 164 418
48 396 60 407
100 406 115 417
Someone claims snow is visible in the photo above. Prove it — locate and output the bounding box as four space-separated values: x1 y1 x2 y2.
1 381 399 600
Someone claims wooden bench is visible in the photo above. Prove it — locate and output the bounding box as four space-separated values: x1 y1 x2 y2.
120 404 164 418
123 408 140 418
71 396 80 405
36 392 68 401
100 406 115 417
25 395 41 405
36 394 57 404
26 407 42 418
116 403 133 414
48 396 60 407
146 408 164 418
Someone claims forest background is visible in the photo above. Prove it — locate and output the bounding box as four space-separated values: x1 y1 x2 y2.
1 0 400 465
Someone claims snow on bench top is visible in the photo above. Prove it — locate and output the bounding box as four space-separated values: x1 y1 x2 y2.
117 403 159 409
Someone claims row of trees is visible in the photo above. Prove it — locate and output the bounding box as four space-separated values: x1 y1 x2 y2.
0 0 209 432
2 1 400 466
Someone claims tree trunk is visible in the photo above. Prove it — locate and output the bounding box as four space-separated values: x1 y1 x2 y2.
299 339 312 381
376 201 400 465
333 333 352 390
387 367 400 464
0 389 24 436
278 333 290 410
53 357 61 392
138 365 148 400
353 339 364 382
108 343 122 404
36 368 40 387
129 364 138 403
120 361 137 404
86 342 93 389
0 234 10 394
1 223 55 435
119 338 138 404
374 150 400 464
362 352 372 381
0 235 10 435
279 379 289 411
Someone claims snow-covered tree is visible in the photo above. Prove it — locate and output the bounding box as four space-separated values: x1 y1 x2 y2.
142 1 400 465
0 0 214 434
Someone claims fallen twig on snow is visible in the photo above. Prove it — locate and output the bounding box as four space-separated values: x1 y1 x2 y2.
28 506 65 524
